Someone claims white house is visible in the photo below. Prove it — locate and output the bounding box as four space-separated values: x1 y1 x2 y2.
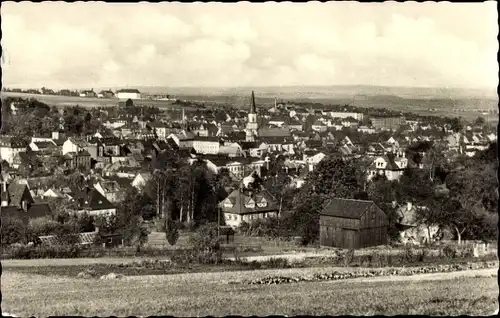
131 172 152 190
367 155 408 181
62 138 89 156
304 152 326 171
116 89 141 100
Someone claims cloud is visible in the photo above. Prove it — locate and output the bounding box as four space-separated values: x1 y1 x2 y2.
1 1 497 89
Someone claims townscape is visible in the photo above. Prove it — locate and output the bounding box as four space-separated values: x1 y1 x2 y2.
1 2 498 317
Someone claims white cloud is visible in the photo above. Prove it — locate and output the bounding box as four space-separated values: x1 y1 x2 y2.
1 1 497 89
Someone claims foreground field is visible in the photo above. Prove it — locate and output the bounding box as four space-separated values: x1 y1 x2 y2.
2 266 497 316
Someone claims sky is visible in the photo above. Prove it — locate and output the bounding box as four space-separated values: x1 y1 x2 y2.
1 1 498 90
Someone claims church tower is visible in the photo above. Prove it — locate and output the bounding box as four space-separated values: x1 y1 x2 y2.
245 91 259 142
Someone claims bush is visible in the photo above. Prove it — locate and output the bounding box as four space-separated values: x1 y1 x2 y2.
343 249 355 267
4 244 83 259
1 217 27 246
188 222 223 264
28 217 61 237
442 244 458 259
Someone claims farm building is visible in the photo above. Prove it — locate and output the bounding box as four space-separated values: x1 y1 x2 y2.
319 198 388 249
116 89 141 100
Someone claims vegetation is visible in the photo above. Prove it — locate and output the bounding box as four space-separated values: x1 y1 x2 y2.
2 268 496 316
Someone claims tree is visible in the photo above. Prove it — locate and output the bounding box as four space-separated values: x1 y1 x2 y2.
1 217 27 246
287 157 364 245
474 116 486 126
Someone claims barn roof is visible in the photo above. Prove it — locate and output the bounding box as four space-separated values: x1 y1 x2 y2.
321 198 375 219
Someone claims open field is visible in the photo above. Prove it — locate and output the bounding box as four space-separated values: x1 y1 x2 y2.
0 92 193 110
1 266 497 316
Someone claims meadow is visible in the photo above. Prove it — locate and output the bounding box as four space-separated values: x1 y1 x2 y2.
1 266 497 316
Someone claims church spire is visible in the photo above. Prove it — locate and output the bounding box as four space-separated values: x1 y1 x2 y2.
250 90 257 114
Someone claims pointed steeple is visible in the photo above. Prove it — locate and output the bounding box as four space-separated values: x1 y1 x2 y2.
250 91 257 114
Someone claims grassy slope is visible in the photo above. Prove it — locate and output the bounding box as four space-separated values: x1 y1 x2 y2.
2 269 497 316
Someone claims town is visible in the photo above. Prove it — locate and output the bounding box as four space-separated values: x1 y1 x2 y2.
1 1 497 317
1 88 497 246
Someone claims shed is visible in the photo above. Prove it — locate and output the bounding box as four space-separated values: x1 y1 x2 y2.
319 198 388 249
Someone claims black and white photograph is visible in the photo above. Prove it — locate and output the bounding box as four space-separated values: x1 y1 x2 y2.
0 1 498 316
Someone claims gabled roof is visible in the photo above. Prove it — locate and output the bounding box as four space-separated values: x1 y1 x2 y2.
72 187 116 211
220 188 278 215
321 198 376 219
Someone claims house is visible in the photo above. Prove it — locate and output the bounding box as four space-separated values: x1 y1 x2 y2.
219 173 279 228
79 89 97 98
396 202 441 245
367 154 408 181
29 140 57 153
0 181 52 224
131 172 152 190
167 131 195 149
72 186 117 216
311 121 328 132
116 89 141 100
319 198 388 249
149 122 169 140
94 179 126 203
0 137 28 165
62 138 90 156
63 150 92 171
303 152 326 171
98 90 115 98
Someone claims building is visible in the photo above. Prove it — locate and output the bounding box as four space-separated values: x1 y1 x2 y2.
329 112 364 121
192 137 221 155
131 172 152 190
319 198 388 249
116 89 141 100
72 186 117 216
367 154 408 181
371 117 405 131
219 173 279 228
98 90 115 98
0 182 52 225
245 91 259 142
79 89 97 98
0 137 28 165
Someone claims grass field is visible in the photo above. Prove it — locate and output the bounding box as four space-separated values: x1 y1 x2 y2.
2 267 497 316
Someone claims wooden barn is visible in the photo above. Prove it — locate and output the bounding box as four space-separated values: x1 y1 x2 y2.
319 198 388 249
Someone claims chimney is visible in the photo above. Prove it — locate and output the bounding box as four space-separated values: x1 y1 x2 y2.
52 131 60 140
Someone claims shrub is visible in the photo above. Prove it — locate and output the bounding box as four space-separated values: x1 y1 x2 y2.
4 244 83 259
188 223 223 264
343 249 355 267
262 257 291 269
1 217 27 246
399 245 416 263
28 217 61 237
442 244 458 259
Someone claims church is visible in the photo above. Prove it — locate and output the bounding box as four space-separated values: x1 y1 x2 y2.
245 91 259 142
